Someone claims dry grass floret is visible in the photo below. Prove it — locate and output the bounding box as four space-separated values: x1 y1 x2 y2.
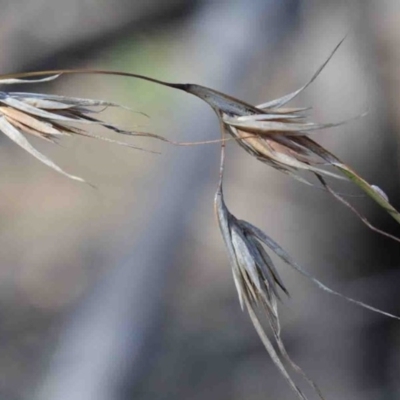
0 74 154 183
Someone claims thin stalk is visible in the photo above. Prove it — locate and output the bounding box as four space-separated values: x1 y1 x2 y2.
216 112 226 191
0 69 261 115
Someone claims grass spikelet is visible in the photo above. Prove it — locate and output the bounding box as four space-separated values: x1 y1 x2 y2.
0 75 156 182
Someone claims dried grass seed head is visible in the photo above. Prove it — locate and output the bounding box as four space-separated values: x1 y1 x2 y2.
215 182 400 400
215 187 287 312
215 185 326 400
181 39 400 228
0 75 151 183
182 39 351 185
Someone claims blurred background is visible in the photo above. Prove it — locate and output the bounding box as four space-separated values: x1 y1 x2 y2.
0 1 399 399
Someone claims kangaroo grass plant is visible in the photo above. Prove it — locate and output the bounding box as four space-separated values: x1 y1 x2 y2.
2 39 400 399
